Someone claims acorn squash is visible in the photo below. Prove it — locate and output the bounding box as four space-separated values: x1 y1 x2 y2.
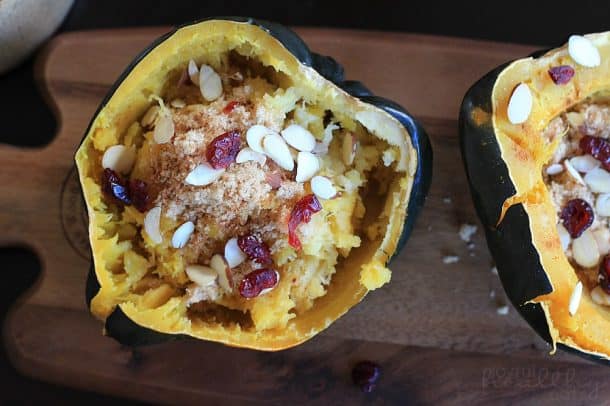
77 18 431 350
461 32 610 361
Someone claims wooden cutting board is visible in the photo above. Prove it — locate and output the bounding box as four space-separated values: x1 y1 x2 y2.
2 27 609 404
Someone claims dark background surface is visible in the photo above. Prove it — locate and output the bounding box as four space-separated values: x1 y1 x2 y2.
1 0 609 403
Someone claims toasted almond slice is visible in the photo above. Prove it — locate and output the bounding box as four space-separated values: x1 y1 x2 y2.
593 228 610 255
141 105 160 128
185 163 225 186
311 176 337 200
153 112 174 144
557 223 571 251
102 145 136 174
171 221 195 249
569 281 584 316
224 237 247 268
236 147 266 165
263 133 294 171
185 265 217 287
572 229 600 268
546 163 564 175
259 270 280 296
144 206 162 244
295 152 320 182
170 98 186 109
199 64 223 101
507 83 532 124
568 35 601 68
280 124 316 152
591 285 610 306
342 133 357 165
570 155 599 173
596 193 610 217
584 167 610 193
188 59 199 85
246 125 271 153
210 254 233 292
564 159 585 184
566 112 585 128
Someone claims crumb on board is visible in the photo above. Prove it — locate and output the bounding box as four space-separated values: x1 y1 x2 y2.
490 266 498 275
458 223 477 242
496 305 510 315
442 255 460 264
443 197 452 204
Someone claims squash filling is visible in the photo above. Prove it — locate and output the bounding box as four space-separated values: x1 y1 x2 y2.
543 93 610 305
87 51 399 332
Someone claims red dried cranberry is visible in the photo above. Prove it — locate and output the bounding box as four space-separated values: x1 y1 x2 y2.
560 199 594 238
288 194 322 250
222 101 240 114
130 179 151 212
600 256 610 294
101 168 131 206
238 269 278 298
580 136 610 171
548 65 575 85
352 361 381 393
206 130 241 169
237 234 272 265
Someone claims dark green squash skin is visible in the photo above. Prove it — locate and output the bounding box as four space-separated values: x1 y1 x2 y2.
83 17 432 347
459 59 610 365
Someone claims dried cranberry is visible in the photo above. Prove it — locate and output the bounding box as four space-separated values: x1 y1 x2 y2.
548 65 575 85
101 168 131 206
237 234 272 265
288 194 322 250
352 361 381 393
238 269 278 298
600 256 610 294
206 130 241 169
222 101 240 114
130 179 151 212
560 199 594 238
580 136 610 171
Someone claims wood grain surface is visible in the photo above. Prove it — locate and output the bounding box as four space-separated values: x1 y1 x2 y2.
2 27 609 405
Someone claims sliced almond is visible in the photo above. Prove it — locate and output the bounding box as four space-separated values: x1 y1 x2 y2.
568 35 601 68
566 112 585 128
557 223 571 251
185 265 217 287
312 123 338 156
224 237 247 268
141 105 160 128
171 221 195 249
259 270 280 296
153 111 174 144
568 281 583 316
507 83 532 124
584 167 610 193
185 163 224 186
572 229 600 268
170 98 186 109
144 206 162 244
311 176 337 200
295 152 320 183
188 59 199 85
210 254 233 293
342 133 357 166
246 125 271 153
546 163 564 175
591 285 610 306
569 155 599 173
280 124 316 152
102 145 136 174
263 133 294 171
593 228 610 255
596 193 610 217
564 159 585 184
199 64 223 101
236 147 266 165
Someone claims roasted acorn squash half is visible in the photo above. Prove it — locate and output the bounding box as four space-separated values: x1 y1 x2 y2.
78 18 431 350
461 32 610 362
